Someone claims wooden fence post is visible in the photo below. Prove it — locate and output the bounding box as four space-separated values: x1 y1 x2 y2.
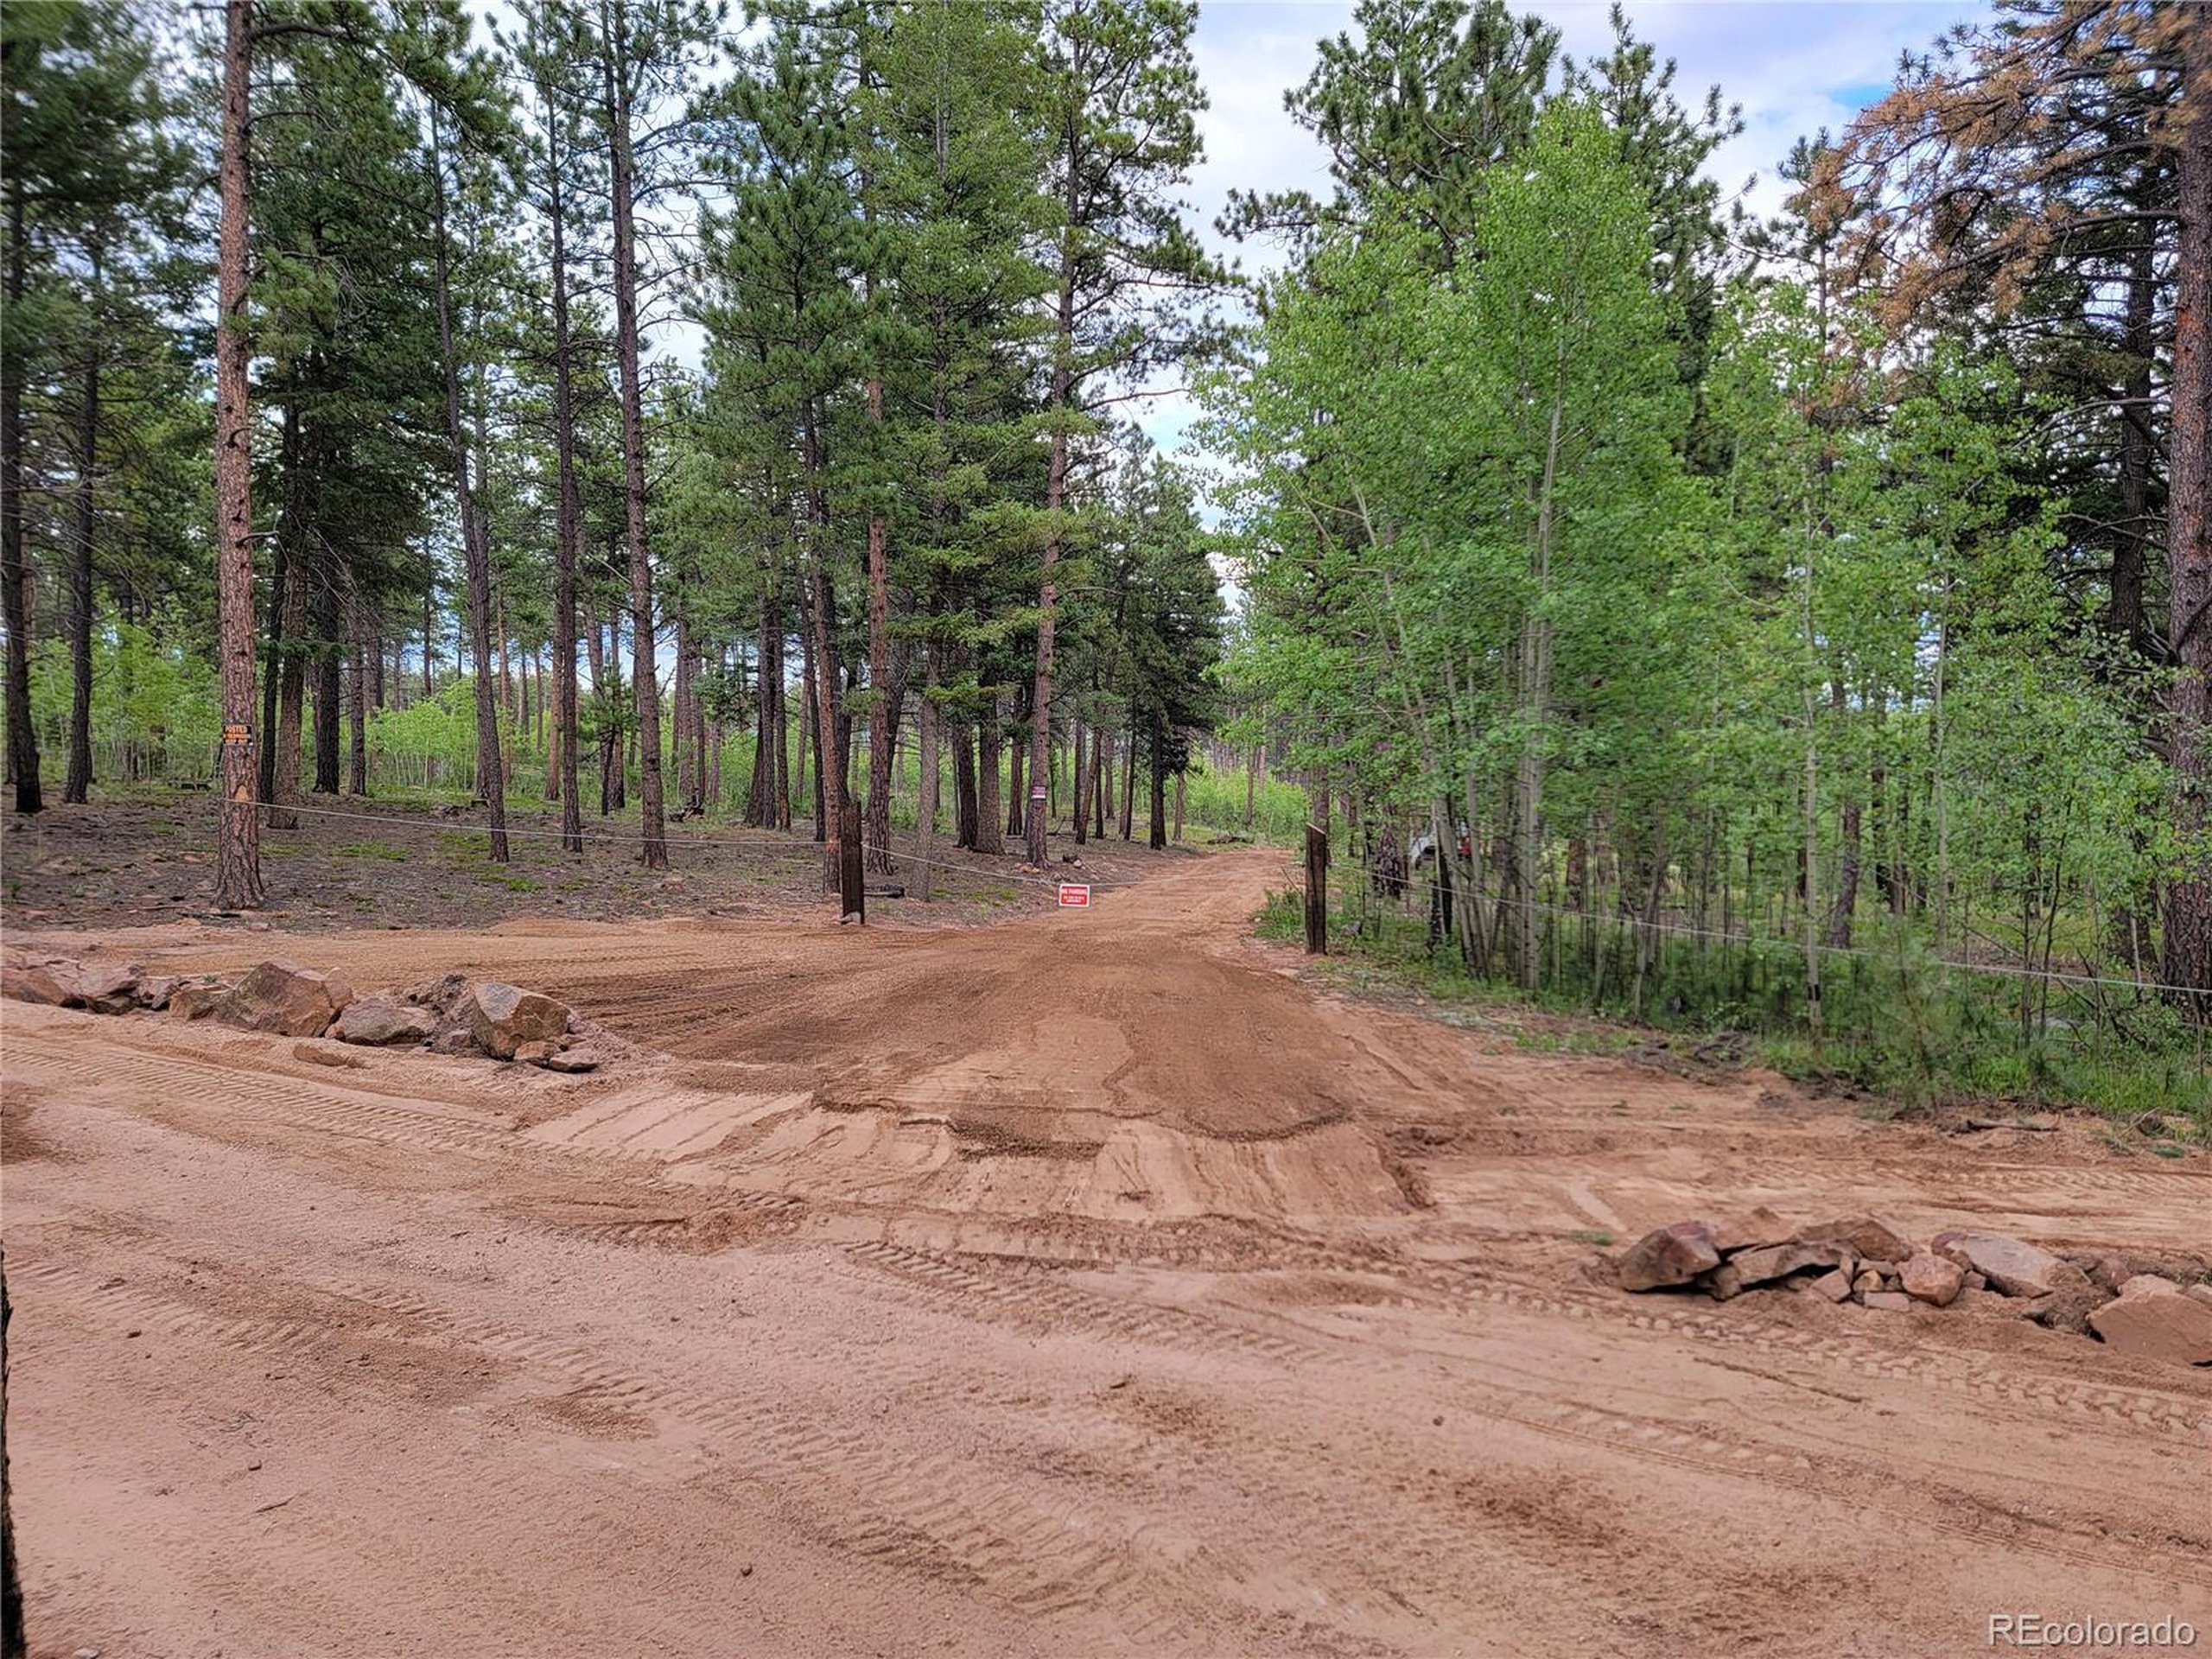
839 799 865 925
1305 823 1328 955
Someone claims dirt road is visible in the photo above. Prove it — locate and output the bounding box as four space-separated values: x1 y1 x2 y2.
4 849 2208 1656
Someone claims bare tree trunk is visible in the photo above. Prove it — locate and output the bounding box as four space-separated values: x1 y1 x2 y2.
3 162 41 814
1120 729 1135 841
974 691 1003 855
1092 724 1107 840
601 2 665 869
270 552 305 831
310 581 340 795
210 0 261 891
429 112 507 860
953 712 977 849
1028 239 1077 868
346 590 367 795
864 385 894 874
916 648 940 901
2164 2 2212 1006
64 261 100 804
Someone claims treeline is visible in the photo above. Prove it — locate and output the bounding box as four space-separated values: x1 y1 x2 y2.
1207 0 2210 1027
0 0 1227 895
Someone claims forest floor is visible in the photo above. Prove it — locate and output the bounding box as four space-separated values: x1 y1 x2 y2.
0 785 1196 932
3 838 2209 1656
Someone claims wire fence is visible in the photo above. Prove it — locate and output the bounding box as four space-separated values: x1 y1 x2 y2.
1274 842 2202 1007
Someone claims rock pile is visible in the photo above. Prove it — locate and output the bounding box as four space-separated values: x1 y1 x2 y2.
1616 1211 2212 1368
3 948 605 1072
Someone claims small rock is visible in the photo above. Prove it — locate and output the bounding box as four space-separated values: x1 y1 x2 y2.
429 1027 477 1057
512 1039 558 1066
2017 1263 2108 1335
1703 1262 1743 1301
1961 1270 1986 1293
1797 1214 1914 1263
2185 1283 2212 1311
1728 1240 1853 1288
1808 1268 1853 1303
136 974 178 1011
1616 1221 1719 1292
292 1041 364 1069
1852 1269 1884 1297
1898 1252 1965 1307
75 1647 102 1659
1860 1291 1913 1313
1932 1230 2075 1298
2083 1253 2134 1294
540 1047 601 1074
2088 1274 2212 1366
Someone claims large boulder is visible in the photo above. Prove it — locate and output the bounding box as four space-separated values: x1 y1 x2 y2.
1932 1230 2074 1298
2 953 74 1006
61 962 139 1014
214 960 354 1038
1708 1206 1795 1254
1798 1215 1914 1263
2088 1276 2212 1366
331 997 438 1047
464 981 571 1061
1617 1221 1720 1292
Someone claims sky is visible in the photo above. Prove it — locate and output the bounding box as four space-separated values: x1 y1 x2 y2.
1141 0 1980 454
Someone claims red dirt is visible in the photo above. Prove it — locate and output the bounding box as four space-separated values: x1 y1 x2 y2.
3 848 2208 1656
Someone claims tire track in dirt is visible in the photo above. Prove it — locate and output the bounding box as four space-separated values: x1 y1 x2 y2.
9 1250 1203 1645
836 1244 2212 1588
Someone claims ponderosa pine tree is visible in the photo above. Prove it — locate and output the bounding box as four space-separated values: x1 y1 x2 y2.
1026 0 1217 867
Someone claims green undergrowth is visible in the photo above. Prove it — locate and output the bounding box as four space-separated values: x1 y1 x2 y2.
1257 887 2211 1140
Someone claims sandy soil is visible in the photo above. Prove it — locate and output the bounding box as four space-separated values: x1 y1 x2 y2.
3 849 2209 1657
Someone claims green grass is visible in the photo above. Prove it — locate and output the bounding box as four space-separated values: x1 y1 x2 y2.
332 841 409 861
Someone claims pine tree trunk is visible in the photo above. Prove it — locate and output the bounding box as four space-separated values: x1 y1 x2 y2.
209 0 259 894
975 691 1003 855
346 593 367 795
864 382 894 874
1092 724 1107 839
310 581 340 796
917 648 941 902
2163 2 2212 1006
603 6 665 869
429 113 506 859
1119 730 1135 841
64 276 99 804
1147 716 1167 850
953 714 977 849
270 553 306 831
3 160 41 814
